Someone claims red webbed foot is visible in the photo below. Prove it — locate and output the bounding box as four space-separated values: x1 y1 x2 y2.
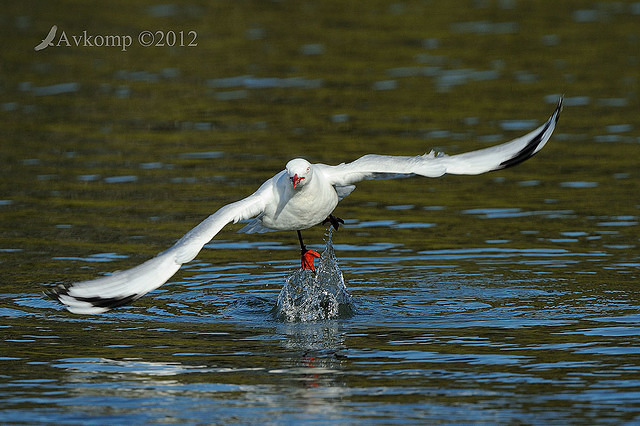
301 249 321 271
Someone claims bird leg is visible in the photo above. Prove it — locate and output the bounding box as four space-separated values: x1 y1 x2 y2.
322 214 345 231
297 230 320 271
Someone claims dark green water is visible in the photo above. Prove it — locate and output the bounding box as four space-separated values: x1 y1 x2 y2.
1 1 639 424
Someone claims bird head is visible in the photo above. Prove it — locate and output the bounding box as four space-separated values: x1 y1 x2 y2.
286 158 312 189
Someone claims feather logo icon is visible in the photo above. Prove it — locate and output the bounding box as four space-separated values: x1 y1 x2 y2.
34 25 57 51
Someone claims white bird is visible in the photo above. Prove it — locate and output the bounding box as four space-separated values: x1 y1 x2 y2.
48 98 563 314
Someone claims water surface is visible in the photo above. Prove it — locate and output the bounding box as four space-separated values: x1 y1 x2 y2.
1 1 639 424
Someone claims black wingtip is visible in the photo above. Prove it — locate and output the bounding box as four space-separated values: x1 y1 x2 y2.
556 95 564 117
498 96 562 170
45 285 68 303
45 284 139 312
71 294 139 310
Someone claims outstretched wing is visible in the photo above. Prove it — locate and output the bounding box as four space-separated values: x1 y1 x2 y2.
321 97 562 186
47 179 274 314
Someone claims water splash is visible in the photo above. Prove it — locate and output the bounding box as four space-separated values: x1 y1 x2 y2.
275 230 354 322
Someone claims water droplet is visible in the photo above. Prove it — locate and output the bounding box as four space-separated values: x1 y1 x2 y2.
275 230 353 322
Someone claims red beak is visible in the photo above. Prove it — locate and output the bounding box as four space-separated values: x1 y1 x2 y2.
292 174 304 189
